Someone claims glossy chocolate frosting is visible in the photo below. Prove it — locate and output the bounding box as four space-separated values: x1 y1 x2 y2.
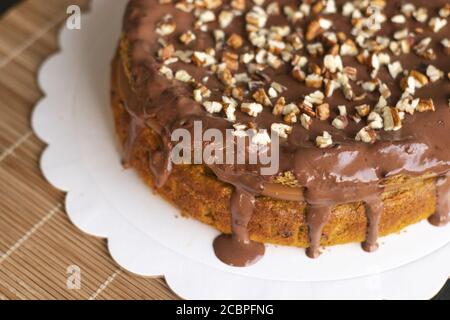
116 0 450 266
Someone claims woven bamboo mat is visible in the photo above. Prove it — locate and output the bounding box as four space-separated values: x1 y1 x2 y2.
0 0 178 300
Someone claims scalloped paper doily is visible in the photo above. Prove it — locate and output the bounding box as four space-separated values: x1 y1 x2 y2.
32 0 449 299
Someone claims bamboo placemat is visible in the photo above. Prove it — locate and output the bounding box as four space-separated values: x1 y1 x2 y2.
0 0 178 300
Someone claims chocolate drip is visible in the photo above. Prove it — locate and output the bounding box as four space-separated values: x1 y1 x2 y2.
305 205 332 259
428 174 450 227
213 188 265 267
362 195 384 252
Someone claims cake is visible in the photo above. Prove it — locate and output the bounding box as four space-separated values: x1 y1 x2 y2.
112 0 450 266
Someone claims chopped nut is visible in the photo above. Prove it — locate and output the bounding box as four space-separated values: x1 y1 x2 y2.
306 20 322 41
246 6 268 30
219 10 234 29
272 97 285 116
223 99 237 122
355 104 370 117
235 72 251 83
193 85 211 102
227 33 244 49
179 31 196 45
300 113 312 130
231 0 246 11
267 53 282 69
159 66 173 80
240 52 255 64
175 70 192 82
429 17 447 33
410 70 429 87
378 53 391 65
440 4 450 18
342 84 354 101
192 51 216 67
241 102 263 117
218 69 235 86
402 3 415 17
175 1 194 12
271 123 292 138
284 112 298 124
396 96 419 115
282 103 300 115
441 38 450 55
305 91 325 105
394 28 409 40
222 51 239 71
426 65 444 82
413 7 428 23
340 39 358 56
267 2 280 15
291 66 305 82
379 82 391 98
299 102 316 117
414 37 432 55
323 54 343 73
268 87 278 98
416 98 435 112
324 79 336 97
252 88 272 107
271 82 287 93
203 101 223 114
342 2 354 16
355 126 377 144
388 61 403 79
213 30 226 48
383 107 402 131
252 130 271 146
156 18 176 36
391 14 406 24
338 105 347 116
316 131 333 148
307 43 324 56
158 44 175 61
231 87 245 101
316 103 331 121
332 115 349 129
362 80 378 92
204 0 223 9
199 10 216 23
305 74 323 88
368 112 384 129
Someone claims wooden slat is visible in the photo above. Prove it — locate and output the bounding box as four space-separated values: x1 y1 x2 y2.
0 0 177 300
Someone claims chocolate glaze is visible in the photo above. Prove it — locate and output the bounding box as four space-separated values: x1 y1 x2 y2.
116 0 450 266
362 194 384 252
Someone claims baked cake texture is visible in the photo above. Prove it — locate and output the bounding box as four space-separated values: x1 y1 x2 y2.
112 0 450 266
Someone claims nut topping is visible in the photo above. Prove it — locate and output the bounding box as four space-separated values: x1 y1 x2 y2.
316 131 333 148
152 0 447 150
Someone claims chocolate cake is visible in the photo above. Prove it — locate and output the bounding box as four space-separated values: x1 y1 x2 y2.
112 0 450 266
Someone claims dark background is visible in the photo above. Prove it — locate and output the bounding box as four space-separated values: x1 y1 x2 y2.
0 0 18 12
0 0 448 301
